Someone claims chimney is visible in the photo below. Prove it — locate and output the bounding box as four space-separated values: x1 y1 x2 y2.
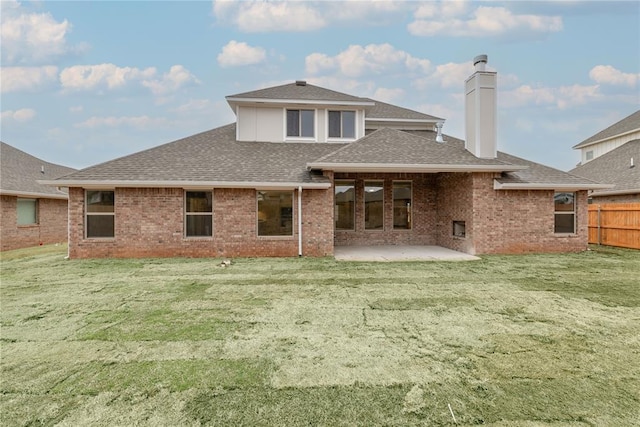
465 54 497 158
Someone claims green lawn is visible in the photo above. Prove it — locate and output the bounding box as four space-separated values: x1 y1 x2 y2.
1 245 639 426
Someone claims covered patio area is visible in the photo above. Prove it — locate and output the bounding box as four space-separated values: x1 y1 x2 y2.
333 245 480 262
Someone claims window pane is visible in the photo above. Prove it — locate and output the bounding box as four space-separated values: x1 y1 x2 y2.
342 111 355 138
393 182 412 229
328 111 341 138
87 191 114 213
186 215 212 237
335 181 354 230
87 215 114 238
258 191 293 236
364 182 383 230
554 192 574 212
554 214 575 233
186 191 212 213
286 110 299 137
301 110 314 137
17 198 37 225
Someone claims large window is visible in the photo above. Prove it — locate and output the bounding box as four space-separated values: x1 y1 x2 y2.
286 109 314 138
185 191 213 237
328 111 356 138
364 181 384 230
554 192 575 234
17 198 38 225
335 181 355 230
258 191 293 236
86 190 115 238
393 182 412 230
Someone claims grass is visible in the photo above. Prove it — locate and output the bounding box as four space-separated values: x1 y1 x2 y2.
1 245 639 426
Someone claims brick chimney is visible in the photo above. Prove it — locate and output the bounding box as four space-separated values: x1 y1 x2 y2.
465 54 497 158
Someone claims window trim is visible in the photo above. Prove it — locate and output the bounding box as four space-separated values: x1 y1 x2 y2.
184 190 214 239
554 191 576 235
257 190 295 238
334 180 355 231
17 198 38 226
364 180 384 231
327 110 357 140
392 181 412 230
285 108 316 141
85 190 115 239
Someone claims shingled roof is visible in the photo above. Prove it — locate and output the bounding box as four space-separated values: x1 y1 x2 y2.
570 140 640 196
226 82 372 105
1 142 76 199
573 110 640 149
364 98 443 122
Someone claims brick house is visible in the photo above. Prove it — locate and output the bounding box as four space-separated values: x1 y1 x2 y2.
1 142 76 251
44 55 607 259
570 110 639 203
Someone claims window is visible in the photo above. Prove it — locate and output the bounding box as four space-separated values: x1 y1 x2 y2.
17 198 37 225
328 111 356 138
335 181 355 230
258 191 293 236
364 181 384 230
393 182 412 229
585 150 594 161
554 192 575 234
185 191 213 237
86 190 114 238
286 109 314 138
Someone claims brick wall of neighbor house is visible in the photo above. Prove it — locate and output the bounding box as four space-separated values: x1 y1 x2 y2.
68 187 333 259
469 173 588 254
1 195 68 251
591 194 640 204
334 173 437 246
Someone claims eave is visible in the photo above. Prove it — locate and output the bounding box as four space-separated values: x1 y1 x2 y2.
226 97 375 108
307 163 528 173
572 128 640 149
0 189 68 200
37 180 331 190
493 180 614 191
588 187 640 197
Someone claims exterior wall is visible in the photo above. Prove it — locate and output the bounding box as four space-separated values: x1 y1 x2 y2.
68 187 333 259
590 193 640 204
580 129 640 164
435 173 475 253
469 173 588 254
1 195 68 251
237 106 283 142
334 173 437 246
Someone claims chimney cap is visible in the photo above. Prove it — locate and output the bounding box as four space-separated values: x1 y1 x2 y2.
295 80 307 86
473 54 488 66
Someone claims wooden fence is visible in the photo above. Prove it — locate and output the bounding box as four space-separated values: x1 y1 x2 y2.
588 203 640 249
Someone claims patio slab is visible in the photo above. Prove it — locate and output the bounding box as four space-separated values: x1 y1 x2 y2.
334 245 480 262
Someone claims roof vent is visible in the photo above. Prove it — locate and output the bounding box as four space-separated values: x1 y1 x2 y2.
631 157 635 168
295 80 307 86
41 165 45 174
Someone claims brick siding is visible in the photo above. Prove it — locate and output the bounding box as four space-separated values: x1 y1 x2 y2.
1 195 68 251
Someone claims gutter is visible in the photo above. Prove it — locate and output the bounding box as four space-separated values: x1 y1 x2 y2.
493 180 614 191
307 163 528 173
587 187 640 197
0 189 69 200
37 179 331 190
298 186 303 257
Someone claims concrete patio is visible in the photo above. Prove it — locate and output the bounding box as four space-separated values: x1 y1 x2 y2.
333 245 480 262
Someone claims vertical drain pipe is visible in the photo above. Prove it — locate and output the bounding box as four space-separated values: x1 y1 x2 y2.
298 186 303 257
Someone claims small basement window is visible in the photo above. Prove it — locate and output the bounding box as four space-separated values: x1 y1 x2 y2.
453 221 466 238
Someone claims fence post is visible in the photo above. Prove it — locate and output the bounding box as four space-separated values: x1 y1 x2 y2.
597 204 601 245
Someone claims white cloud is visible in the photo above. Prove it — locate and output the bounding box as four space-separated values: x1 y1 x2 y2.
217 40 266 67
0 2 85 65
501 84 601 109
214 1 325 32
74 115 170 129
69 105 84 113
305 44 430 78
171 99 212 114
408 3 562 38
589 65 639 87
59 63 198 96
0 66 58 93
1 108 36 123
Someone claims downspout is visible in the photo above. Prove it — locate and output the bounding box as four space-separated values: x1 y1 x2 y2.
65 189 71 259
298 186 303 257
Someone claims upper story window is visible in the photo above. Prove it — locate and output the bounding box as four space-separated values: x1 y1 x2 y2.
328 111 355 139
585 150 594 161
286 109 314 138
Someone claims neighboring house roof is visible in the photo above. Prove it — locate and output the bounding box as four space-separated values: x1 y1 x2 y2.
0 142 76 199
573 110 640 149
569 140 640 196
47 124 345 189
226 82 373 106
363 98 443 122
